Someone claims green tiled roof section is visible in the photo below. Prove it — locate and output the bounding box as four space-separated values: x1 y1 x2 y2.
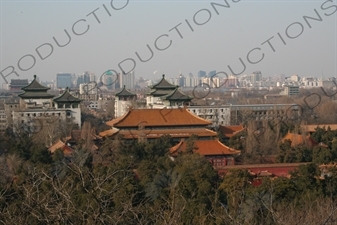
22 75 50 91
18 91 55 99
147 89 176 97
115 86 136 97
160 88 193 101
53 88 81 103
149 74 176 89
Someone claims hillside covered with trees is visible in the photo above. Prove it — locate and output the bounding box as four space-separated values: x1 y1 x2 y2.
2 130 337 224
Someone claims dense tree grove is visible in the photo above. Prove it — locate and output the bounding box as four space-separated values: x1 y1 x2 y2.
223 122 337 165
2 129 337 224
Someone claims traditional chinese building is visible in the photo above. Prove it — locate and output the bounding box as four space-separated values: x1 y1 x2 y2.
170 139 241 168
53 87 82 127
100 108 215 142
100 107 241 166
146 74 192 108
9 79 29 93
281 132 317 147
8 75 82 132
114 85 137 118
48 140 74 157
219 124 245 139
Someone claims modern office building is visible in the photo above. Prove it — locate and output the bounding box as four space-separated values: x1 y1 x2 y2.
79 83 97 95
198 70 207 78
284 86 299 96
230 103 300 125
187 105 231 127
56 73 72 89
208 70 216 77
83 71 90 84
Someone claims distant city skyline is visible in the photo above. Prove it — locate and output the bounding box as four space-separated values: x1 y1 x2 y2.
1 0 336 86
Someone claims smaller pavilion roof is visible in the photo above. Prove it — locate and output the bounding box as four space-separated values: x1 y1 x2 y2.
170 139 241 156
160 88 193 101
149 74 177 89
219 125 245 138
53 87 81 103
99 128 120 137
281 132 317 147
115 85 136 97
48 140 74 157
22 75 50 91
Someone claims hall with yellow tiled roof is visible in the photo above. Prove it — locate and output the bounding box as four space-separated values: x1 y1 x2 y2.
170 139 241 168
100 107 216 142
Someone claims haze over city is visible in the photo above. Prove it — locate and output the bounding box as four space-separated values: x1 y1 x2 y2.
0 0 336 85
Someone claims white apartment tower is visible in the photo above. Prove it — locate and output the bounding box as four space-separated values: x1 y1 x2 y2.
121 71 135 90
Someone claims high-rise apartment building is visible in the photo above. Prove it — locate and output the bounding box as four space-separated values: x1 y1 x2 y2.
121 71 135 89
178 74 185 87
102 70 116 90
90 73 96 82
250 71 262 83
83 71 90 84
225 75 239 88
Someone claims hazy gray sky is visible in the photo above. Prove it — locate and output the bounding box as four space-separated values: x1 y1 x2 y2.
0 0 336 86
